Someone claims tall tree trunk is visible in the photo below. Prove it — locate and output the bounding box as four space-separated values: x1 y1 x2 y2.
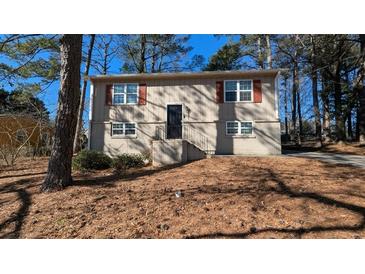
356 107 360 141
284 77 289 136
257 36 264 69
291 62 299 141
322 74 331 143
73 34 95 153
334 67 345 141
358 34 365 145
310 35 322 143
347 110 353 141
265 34 272 69
297 87 303 145
41 35 83 192
138 34 146 73
102 41 108 75
151 36 158 73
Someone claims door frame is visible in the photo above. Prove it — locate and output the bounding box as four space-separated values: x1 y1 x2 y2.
166 102 184 139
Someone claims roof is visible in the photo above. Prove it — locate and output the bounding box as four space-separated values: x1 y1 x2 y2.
88 69 281 82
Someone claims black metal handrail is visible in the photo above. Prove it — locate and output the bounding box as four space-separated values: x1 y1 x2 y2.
154 124 215 155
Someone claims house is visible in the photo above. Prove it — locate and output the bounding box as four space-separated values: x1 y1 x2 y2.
88 69 281 165
0 114 53 155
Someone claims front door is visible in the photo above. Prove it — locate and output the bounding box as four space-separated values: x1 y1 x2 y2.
167 104 182 139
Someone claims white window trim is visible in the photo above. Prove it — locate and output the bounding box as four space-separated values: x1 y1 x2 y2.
111 122 137 138
225 120 254 136
112 83 139 105
223 80 253 103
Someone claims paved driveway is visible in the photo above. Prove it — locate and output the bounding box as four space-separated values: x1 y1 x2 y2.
284 151 365 169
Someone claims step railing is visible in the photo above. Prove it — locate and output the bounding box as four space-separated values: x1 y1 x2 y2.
154 124 215 155
155 125 166 140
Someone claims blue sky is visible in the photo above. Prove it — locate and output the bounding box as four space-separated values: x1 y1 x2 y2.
36 34 229 120
2 34 296 125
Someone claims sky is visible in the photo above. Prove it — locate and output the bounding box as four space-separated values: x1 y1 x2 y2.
1 34 297 127
35 34 229 121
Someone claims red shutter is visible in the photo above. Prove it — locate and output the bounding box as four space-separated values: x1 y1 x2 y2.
253 80 262 103
105 84 113 105
138 83 147 105
216 81 224 103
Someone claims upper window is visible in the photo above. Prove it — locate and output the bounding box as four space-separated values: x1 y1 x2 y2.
15 129 27 143
226 121 253 136
224 80 253 102
113 84 138 105
111 122 137 137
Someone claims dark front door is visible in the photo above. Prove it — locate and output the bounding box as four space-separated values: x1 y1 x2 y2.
167 104 182 139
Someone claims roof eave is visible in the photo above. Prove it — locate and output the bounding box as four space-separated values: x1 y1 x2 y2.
87 69 282 82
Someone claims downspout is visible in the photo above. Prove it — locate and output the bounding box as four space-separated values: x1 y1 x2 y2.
88 81 94 150
274 71 281 120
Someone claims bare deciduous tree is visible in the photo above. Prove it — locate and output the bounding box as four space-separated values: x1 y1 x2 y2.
73 34 95 153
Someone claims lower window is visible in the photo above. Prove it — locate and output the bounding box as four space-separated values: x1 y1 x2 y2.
226 121 253 136
111 122 136 136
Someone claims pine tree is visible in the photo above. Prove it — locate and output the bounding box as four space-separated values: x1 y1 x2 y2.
0 34 60 89
204 43 243 71
41 35 83 192
118 35 193 73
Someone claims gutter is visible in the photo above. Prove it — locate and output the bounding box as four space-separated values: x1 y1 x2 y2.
86 69 283 82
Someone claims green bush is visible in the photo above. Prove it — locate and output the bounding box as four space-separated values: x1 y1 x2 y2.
112 153 146 171
72 150 112 170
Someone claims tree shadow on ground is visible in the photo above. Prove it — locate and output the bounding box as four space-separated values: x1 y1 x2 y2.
0 171 47 180
0 179 33 238
0 163 185 238
186 163 365 239
1 158 364 239
72 162 186 188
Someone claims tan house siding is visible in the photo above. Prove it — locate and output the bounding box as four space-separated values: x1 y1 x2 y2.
89 72 281 156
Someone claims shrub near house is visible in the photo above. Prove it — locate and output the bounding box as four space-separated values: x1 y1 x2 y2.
72 150 147 171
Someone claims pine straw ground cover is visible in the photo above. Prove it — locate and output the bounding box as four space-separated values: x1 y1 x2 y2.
1 156 365 239
283 141 365 156
320 142 365 156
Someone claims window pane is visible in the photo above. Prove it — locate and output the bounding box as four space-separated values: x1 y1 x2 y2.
113 129 124 135
125 124 136 135
126 84 138 93
225 91 237 102
127 94 137 104
113 94 124 104
125 129 136 135
241 122 253 135
227 128 238 134
239 80 252 91
239 91 251 101
16 129 27 142
112 123 123 135
112 123 123 129
125 123 136 135
225 81 237 91
125 123 135 129
226 122 239 135
114 84 125 94
227 122 238 128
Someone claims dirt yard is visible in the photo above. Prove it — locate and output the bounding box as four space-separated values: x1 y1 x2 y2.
1 156 365 239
